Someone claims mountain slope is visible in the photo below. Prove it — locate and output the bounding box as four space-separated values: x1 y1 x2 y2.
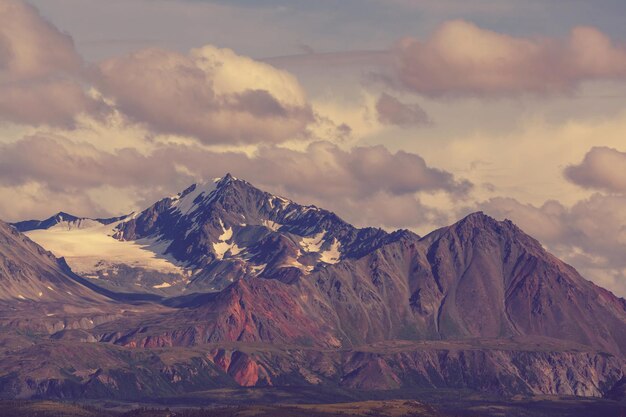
5 175 626 401
13 213 190 296
13 177 626 356
0 220 109 304
96 210 626 357
112 174 389 291
412 213 626 355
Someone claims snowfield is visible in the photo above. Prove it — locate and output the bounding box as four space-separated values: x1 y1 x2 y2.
25 221 186 276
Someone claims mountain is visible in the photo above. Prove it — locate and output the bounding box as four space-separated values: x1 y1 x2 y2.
112 174 390 291
0 219 108 304
3 174 626 402
13 212 125 233
17 174 389 295
413 213 626 355
96 211 626 357
14 212 190 296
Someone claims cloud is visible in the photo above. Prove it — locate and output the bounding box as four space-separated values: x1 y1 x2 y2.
565 146 626 193
0 0 104 127
264 50 392 71
96 45 313 145
0 0 81 80
0 135 194 192
0 135 470 229
479 195 626 297
0 1 316 144
244 142 473 203
0 135 469 199
392 20 626 96
375 93 431 127
0 183 106 223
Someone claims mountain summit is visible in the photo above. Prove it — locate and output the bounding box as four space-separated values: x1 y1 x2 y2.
7 175 626 399
110 175 390 290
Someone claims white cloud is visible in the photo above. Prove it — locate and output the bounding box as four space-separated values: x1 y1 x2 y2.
392 20 626 96
96 45 313 145
565 146 626 193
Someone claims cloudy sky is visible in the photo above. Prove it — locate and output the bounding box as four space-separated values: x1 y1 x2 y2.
2 0 626 297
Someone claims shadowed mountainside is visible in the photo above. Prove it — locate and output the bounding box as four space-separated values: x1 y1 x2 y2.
1 175 626 403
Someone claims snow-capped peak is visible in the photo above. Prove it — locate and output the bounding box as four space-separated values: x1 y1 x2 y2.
171 182 218 215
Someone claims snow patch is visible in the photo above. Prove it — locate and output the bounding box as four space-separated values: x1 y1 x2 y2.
218 220 233 241
213 220 238 260
271 196 290 209
262 220 282 232
153 282 172 289
213 241 231 260
229 243 243 256
300 231 326 253
172 182 217 215
249 264 266 275
279 251 314 274
320 239 341 264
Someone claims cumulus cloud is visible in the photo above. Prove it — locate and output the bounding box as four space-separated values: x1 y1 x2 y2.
96 45 313 145
0 135 470 229
0 136 470 198
479 195 626 297
392 20 626 96
0 0 81 80
0 183 106 223
0 1 316 144
565 146 626 193
0 0 104 127
0 135 197 192
247 141 472 199
375 93 431 127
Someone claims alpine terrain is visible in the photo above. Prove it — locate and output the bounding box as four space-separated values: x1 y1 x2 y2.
1 175 625 409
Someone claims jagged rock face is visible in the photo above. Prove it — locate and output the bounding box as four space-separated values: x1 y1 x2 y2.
99 214 626 357
4 175 626 401
606 377 626 401
112 174 389 291
0 220 106 303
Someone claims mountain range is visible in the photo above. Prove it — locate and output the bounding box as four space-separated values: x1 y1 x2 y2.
1 174 625 403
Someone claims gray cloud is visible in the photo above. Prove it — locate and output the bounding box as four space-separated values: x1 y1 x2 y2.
0 1 316 145
0 135 469 197
0 0 105 127
392 20 626 97
0 135 471 229
565 146 626 193
96 46 314 145
0 135 194 192
376 93 431 127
